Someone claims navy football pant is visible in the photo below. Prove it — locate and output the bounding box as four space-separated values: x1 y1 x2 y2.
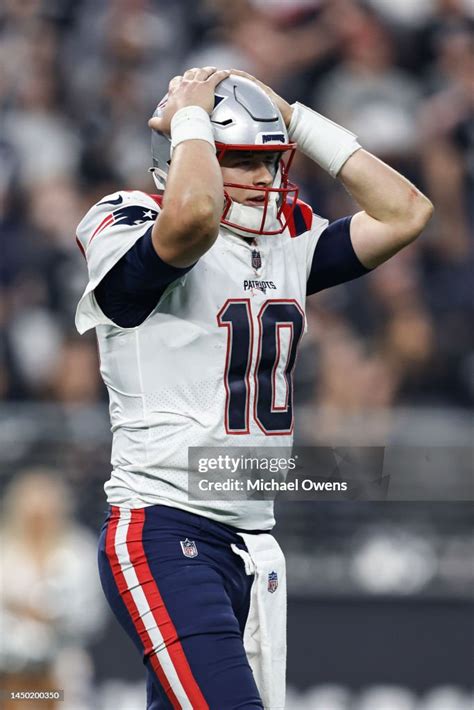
98 504 264 709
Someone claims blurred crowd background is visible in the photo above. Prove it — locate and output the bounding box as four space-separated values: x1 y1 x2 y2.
0 1 472 709
1 0 473 409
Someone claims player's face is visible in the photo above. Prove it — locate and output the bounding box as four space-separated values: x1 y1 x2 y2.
219 151 281 204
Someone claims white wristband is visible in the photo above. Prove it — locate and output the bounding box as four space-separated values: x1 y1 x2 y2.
170 106 215 157
288 102 361 178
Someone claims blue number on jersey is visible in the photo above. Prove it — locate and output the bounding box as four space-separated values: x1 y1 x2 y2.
217 299 304 434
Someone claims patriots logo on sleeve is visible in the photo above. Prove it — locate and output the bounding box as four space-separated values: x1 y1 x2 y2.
89 205 159 245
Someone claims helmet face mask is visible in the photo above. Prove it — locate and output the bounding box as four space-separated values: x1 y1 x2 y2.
217 143 298 235
150 74 299 235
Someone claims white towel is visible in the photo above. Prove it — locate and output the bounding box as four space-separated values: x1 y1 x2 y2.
231 533 287 710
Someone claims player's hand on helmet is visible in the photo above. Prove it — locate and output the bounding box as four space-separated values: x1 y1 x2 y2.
229 69 294 128
148 67 230 135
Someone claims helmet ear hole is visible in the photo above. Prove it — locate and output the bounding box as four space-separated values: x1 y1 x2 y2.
150 116 172 184
149 167 167 190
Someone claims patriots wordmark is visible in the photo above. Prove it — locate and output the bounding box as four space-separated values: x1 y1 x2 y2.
243 280 277 295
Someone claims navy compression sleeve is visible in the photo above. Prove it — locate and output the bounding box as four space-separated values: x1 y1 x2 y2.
306 216 371 296
95 227 194 327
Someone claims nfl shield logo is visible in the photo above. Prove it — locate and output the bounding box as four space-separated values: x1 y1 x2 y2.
251 250 262 270
267 570 278 593
180 538 198 558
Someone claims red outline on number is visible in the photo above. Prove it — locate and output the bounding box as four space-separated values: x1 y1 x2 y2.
217 299 253 435
271 323 294 412
254 299 305 436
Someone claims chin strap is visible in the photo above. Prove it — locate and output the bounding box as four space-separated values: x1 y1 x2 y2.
222 194 281 237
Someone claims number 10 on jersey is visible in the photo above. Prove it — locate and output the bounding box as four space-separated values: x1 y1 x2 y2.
217 299 305 435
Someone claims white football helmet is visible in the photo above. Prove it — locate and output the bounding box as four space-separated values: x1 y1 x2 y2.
150 74 298 236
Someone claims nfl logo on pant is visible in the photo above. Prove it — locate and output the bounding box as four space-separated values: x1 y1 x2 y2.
180 538 198 558
267 570 278 593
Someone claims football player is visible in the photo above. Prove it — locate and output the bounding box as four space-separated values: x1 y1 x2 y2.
75 67 433 709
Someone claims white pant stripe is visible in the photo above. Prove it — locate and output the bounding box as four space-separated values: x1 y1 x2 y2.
114 508 193 709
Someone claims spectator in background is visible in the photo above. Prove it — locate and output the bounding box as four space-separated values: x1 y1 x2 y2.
314 6 422 159
48 336 102 403
1 171 101 401
415 11 474 405
419 22 473 261
0 468 105 709
185 0 341 99
63 0 193 191
2 21 80 190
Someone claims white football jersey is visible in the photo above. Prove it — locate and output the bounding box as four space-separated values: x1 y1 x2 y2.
75 190 328 530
